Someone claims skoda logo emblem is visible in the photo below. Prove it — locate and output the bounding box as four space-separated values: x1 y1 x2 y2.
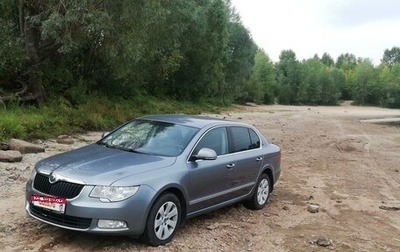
49 173 58 184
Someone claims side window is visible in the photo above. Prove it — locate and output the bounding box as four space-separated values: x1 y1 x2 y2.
230 127 260 152
249 129 261 149
230 127 251 152
193 127 228 156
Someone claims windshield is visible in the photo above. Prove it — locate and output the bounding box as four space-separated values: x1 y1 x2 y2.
98 119 198 156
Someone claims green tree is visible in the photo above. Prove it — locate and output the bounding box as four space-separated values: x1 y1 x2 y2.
381 46 400 67
170 0 231 102
301 58 322 104
320 67 340 105
353 59 378 105
380 63 400 107
0 13 25 101
1 0 253 106
0 0 112 105
104 0 190 98
301 58 340 105
276 50 302 104
244 49 276 104
336 53 357 71
226 19 257 103
321 52 334 67
335 53 358 100
329 68 346 102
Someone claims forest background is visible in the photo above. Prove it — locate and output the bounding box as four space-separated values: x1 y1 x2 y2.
1 0 400 141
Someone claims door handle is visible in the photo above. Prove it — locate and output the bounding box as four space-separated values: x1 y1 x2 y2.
226 163 235 169
256 157 263 162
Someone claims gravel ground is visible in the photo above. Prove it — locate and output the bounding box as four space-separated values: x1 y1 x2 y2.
1 104 400 251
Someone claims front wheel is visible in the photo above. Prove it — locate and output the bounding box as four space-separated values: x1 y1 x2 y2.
142 193 181 246
244 173 271 210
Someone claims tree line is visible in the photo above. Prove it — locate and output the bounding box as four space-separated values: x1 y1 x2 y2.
251 48 400 108
1 0 400 109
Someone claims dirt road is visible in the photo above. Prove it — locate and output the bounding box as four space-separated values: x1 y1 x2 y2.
1 104 400 251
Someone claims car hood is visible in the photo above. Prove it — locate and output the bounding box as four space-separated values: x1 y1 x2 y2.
35 144 176 185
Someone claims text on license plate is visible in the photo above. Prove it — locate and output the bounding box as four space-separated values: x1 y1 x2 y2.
30 195 66 214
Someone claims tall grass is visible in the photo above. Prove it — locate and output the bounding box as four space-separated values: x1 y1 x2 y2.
0 96 225 142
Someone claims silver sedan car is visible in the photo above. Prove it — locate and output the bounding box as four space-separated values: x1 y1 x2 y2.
25 114 281 246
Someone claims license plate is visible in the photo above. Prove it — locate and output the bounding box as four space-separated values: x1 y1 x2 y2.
30 195 66 214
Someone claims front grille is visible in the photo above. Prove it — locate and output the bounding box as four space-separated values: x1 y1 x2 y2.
33 173 84 199
30 204 92 229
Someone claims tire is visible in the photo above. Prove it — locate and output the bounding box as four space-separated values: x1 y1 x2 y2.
142 193 181 246
244 173 271 210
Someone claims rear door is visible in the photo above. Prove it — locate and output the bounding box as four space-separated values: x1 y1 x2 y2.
228 126 264 196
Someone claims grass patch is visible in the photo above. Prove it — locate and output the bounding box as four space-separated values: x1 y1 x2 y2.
0 96 228 142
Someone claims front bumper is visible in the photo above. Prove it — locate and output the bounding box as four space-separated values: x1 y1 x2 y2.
25 179 156 237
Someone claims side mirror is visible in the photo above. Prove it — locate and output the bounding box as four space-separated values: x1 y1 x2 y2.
190 148 217 161
101 132 110 138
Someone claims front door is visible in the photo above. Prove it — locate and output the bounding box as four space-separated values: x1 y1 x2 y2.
187 127 235 213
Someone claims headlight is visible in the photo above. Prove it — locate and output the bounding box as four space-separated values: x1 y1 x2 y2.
90 186 139 202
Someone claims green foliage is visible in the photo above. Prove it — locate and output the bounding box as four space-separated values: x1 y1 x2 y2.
225 7 257 103
0 18 25 86
0 0 259 107
0 95 225 142
321 53 334 67
353 59 378 105
301 59 323 104
2 0 400 144
244 50 276 104
300 59 341 105
380 63 400 108
336 53 357 71
330 68 346 102
0 115 26 140
170 0 233 102
381 46 400 67
276 50 302 104
319 67 341 105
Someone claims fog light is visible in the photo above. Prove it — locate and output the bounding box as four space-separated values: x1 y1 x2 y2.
98 219 127 229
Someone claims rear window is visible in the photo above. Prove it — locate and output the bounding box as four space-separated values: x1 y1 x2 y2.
249 129 261 149
230 127 260 152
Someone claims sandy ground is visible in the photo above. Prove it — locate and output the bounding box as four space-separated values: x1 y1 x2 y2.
1 103 400 251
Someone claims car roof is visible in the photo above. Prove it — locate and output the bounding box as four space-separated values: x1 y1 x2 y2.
138 114 245 129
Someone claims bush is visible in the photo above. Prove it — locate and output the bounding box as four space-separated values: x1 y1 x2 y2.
0 95 225 142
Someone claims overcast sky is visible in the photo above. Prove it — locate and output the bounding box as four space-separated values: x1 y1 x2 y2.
230 0 400 64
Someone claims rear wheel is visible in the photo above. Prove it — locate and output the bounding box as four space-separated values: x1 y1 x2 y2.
142 193 181 246
244 173 271 210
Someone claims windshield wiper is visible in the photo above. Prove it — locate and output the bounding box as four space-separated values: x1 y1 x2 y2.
116 146 144 154
97 141 144 154
97 141 114 149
